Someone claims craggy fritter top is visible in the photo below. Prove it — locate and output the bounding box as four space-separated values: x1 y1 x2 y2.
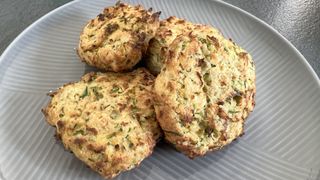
154 25 256 158
146 16 195 74
77 2 161 72
42 68 162 178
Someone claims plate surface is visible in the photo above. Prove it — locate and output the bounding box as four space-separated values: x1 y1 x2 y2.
0 0 319 179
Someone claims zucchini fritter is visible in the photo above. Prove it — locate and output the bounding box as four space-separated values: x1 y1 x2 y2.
77 2 161 72
43 68 161 178
154 26 256 158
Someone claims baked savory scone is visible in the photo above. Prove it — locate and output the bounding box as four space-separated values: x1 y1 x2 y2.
154 25 256 158
145 16 195 75
77 2 161 72
42 68 162 178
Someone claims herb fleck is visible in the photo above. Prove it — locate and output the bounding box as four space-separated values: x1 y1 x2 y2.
199 38 206 44
111 86 119 93
80 87 88 98
182 43 186 50
110 110 119 119
131 107 139 114
213 129 219 138
111 86 123 93
131 97 137 106
73 129 85 135
203 72 212 86
107 132 116 139
228 110 240 114
91 86 103 100
91 87 103 100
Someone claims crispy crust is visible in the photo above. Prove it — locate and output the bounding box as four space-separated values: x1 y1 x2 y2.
145 16 195 75
77 2 161 72
42 68 162 178
154 25 256 158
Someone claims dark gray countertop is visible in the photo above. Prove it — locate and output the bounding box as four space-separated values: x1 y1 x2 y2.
0 0 319 77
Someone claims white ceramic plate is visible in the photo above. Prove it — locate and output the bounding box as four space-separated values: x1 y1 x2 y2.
0 0 319 179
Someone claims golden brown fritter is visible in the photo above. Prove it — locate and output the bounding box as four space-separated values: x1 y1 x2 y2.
77 2 161 72
145 16 195 75
42 68 162 178
154 25 255 158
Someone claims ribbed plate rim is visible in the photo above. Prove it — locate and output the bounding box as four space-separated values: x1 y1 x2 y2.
0 0 319 179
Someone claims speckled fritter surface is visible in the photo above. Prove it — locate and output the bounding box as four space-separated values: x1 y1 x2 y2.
77 2 160 72
154 25 256 158
42 68 162 178
145 16 195 75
